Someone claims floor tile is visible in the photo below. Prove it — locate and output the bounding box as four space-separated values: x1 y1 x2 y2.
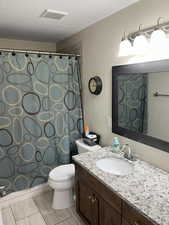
2 207 16 225
67 205 77 217
2 191 84 225
11 198 39 221
34 191 55 216
16 213 46 225
57 217 79 225
68 206 86 225
44 209 71 225
16 218 29 225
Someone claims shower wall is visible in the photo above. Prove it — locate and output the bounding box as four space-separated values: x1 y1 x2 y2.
0 52 83 194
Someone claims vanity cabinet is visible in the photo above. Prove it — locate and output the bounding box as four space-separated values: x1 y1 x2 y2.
75 163 122 225
75 163 156 225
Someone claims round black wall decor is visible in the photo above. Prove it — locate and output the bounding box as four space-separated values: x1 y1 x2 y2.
88 76 102 95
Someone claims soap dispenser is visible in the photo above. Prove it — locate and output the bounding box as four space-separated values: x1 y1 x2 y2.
112 137 121 153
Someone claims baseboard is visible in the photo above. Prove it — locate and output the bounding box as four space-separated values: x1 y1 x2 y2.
0 183 52 209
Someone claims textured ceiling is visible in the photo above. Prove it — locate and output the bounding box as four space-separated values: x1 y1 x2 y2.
0 0 139 42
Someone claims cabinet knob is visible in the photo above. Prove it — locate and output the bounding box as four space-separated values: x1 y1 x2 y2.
88 195 92 200
91 196 96 203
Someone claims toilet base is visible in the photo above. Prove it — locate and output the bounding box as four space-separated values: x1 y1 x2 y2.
52 189 74 210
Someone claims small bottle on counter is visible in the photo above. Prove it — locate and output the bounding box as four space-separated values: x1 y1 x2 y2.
112 137 121 153
84 125 90 137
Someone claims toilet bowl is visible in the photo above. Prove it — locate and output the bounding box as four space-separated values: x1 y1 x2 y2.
48 164 75 209
48 138 101 209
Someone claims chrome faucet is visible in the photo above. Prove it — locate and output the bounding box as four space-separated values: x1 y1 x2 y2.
121 144 134 161
0 186 6 197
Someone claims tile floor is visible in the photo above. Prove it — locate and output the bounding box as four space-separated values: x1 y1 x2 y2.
2 191 85 225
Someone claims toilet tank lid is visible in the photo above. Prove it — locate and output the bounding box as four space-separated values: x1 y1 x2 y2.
76 138 101 151
49 164 75 181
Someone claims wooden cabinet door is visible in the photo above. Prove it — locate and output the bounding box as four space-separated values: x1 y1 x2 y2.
100 198 121 225
91 194 99 225
76 180 99 225
78 180 93 225
123 202 155 225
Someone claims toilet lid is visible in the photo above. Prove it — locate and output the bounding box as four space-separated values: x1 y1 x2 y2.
49 164 75 181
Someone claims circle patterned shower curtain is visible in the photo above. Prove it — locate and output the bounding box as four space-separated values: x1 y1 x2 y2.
0 52 83 194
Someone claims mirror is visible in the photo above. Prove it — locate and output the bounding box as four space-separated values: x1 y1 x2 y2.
112 59 169 153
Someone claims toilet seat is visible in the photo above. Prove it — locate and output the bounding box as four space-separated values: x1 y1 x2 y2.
49 164 75 182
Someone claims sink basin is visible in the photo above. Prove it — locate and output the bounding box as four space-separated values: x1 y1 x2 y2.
96 157 133 176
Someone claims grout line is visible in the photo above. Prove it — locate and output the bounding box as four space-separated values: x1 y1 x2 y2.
25 210 41 219
51 212 72 225
41 208 73 225
33 198 47 217
56 217 71 225
32 196 50 225
56 215 81 225
55 216 72 225
39 211 48 225
37 211 48 225
12 210 47 225
68 207 85 225
10 198 40 222
9 206 17 225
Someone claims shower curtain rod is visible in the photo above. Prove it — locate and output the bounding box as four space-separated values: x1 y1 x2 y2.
0 48 81 57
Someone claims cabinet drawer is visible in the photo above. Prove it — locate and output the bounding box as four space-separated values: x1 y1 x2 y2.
75 163 122 213
123 202 156 225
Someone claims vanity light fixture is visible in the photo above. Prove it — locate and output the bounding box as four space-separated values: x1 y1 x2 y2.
119 18 169 57
119 32 132 57
133 25 149 55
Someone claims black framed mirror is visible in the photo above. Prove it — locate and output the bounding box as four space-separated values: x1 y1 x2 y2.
112 59 169 153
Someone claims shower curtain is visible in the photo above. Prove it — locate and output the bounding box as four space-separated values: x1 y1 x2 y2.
118 74 147 133
0 52 83 194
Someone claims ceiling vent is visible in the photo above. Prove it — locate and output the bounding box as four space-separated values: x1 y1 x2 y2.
41 9 68 20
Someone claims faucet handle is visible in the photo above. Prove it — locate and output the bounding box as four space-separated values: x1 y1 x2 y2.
126 144 131 155
0 186 6 197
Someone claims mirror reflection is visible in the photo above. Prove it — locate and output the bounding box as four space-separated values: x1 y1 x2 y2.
117 72 169 142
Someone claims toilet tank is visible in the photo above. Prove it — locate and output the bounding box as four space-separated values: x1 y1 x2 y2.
75 139 101 154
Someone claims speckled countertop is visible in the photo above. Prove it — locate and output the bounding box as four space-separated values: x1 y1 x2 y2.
73 147 169 225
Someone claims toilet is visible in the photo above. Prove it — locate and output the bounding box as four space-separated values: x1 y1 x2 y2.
48 138 101 209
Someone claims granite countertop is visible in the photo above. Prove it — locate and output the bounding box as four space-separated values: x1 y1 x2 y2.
73 147 169 225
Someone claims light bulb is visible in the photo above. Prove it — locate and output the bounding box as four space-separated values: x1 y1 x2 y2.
119 39 132 57
150 29 166 48
133 34 149 55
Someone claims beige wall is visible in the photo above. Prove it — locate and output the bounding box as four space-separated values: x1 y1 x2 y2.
0 38 56 51
148 72 169 142
57 0 169 172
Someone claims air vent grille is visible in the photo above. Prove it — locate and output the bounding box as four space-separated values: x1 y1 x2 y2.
41 9 68 20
